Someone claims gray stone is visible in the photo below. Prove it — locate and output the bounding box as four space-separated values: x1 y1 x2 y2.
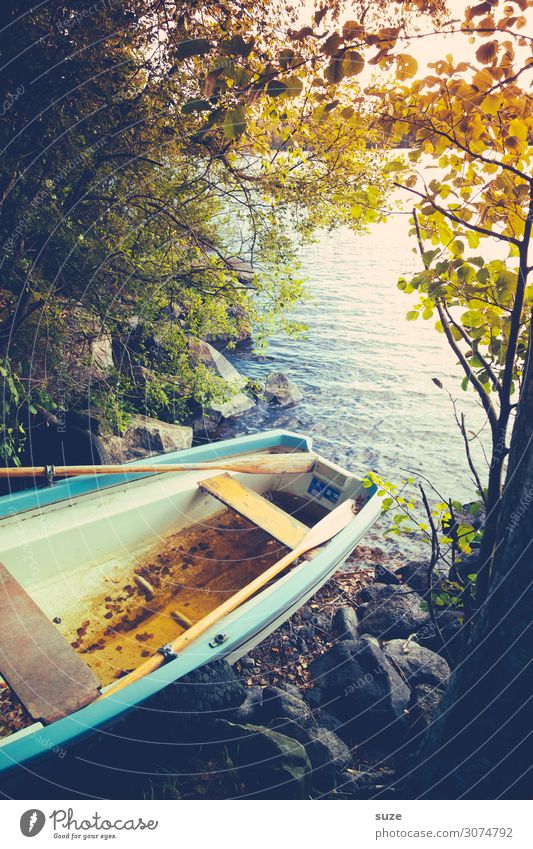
359 583 389 602
358 584 431 639
396 560 446 599
267 717 352 794
104 414 192 463
333 606 359 641
189 338 255 419
374 564 401 585
307 636 411 740
418 609 466 665
231 685 264 724
214 720 312 798
383 640 450 689
264 371 303 407
262 686 312 724
408 683 444 732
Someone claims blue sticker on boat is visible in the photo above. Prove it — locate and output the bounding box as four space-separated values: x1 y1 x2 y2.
308 476 326 498
323 485 340 504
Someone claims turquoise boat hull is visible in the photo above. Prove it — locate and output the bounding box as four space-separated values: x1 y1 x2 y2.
0 429 380 779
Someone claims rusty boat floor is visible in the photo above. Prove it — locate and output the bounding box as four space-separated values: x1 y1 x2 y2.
0 493 327 737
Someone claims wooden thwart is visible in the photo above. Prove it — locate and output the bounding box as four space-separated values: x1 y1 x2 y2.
199 473 308 549
0 563 100 725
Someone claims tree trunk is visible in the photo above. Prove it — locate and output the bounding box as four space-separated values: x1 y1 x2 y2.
409 316 533 799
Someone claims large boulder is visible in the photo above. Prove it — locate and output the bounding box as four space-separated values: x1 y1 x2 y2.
213 720 312 799
189 338 255 420
382 640 450 690
307 636 411 741
396 560 447 599
407 683 444 735
230 685 264 724
103 414 192 463
267 716 352 794
261 686 313 724
128 659 247 745
358 584 431 640
204 304 252 345
374 564 401 585
333 606 359 641
418 608 466 666
264 371 303 407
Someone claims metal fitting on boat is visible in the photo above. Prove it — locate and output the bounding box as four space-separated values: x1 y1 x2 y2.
45 464 56 486
157 643 178 662
209 633 228 648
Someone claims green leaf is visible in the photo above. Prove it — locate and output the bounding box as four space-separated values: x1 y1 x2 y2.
176 38 211 60
221 35 255 57
267 79 288 97
343 50 365 76
223 107 246 139
324 58 345 84
182 99 212 114
406 310 418 321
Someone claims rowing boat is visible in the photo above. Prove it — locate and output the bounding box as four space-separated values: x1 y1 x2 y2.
0 428 381 777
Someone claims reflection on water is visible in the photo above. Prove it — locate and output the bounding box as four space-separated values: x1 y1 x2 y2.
220 218 489 539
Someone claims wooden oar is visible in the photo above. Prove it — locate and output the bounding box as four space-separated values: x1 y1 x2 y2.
0 452 316 479
100 497 356 700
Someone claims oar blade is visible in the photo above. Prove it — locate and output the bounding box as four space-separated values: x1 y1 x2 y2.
223 452 317 475
302 498 356 550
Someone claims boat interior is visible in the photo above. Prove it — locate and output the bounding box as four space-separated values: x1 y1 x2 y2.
0 448 369 742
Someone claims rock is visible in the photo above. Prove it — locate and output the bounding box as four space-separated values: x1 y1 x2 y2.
308 726 353 773
213 721 312 799
264 371 303 407
188 337 243 383
311 610 332 634
267 717 352 794
307 636 411 740
230 685 263 724
333 607 359 641
359 583 389 603
358 585 431 640
165 659 247 716
262 686 312 724
213 391 255 420
204 304 252 345
454 552 478 583
56 310 114 385
188 338 255 420
374 564 401 585
337 766 396 798
395 560 429 596
418 609 465 665
103 414 192 463
140 659 247 743
277 681 305 700
407 683 444 733
396 560 447 599
383 640 450 689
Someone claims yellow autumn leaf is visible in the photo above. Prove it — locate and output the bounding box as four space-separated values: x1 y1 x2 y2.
472 68 493 91
482 93 503 116
396 54 418 81
343 50 365 76
508 118 527 142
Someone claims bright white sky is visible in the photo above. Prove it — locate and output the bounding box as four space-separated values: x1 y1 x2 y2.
295 0 531 74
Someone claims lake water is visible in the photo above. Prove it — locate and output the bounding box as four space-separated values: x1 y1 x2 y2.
219 217 488 550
